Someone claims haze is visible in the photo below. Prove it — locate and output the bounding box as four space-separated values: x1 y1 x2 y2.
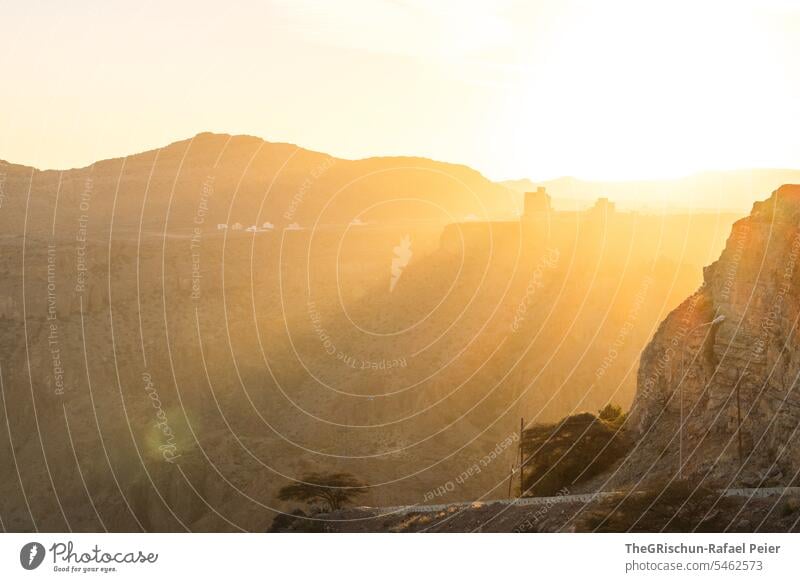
2 0 799 185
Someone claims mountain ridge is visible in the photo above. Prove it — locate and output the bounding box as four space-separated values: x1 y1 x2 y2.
1 131 509 186
0 132 519 239
503 171 800 212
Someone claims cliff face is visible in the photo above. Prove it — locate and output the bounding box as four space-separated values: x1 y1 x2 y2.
626 185 800 487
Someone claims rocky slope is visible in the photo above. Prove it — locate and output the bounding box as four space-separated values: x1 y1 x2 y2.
623 185 800 488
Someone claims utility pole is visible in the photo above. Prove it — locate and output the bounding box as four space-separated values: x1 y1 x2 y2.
518 417 524 497
680 372 683 479
736 382 743 466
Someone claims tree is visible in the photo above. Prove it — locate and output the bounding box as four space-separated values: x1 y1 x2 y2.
276 472 368 512
598 402 625 426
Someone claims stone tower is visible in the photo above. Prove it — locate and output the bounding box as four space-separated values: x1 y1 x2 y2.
523 187 551 221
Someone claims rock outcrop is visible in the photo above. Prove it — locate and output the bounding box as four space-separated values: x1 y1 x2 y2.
625 185 800 487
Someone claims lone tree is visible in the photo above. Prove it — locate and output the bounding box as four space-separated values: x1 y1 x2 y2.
598 402 626 427
276 472 368 512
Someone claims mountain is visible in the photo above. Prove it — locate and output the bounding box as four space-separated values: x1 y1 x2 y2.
0 132 517 242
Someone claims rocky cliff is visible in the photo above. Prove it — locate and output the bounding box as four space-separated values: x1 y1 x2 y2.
624 184 800 488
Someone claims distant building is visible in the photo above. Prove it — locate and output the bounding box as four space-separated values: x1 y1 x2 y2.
591 197 616 216
231 222 243 231
523 187 551 220
216 224 228 230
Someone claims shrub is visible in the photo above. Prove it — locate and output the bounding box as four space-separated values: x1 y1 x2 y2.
520 412 631 496
276 472 368 512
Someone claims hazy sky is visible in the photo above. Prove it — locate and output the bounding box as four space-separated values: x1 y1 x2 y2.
2 0 799 180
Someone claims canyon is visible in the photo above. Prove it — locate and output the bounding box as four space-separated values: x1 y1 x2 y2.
1 133 793 531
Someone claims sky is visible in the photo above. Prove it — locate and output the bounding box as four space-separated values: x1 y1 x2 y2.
1 0 799 181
